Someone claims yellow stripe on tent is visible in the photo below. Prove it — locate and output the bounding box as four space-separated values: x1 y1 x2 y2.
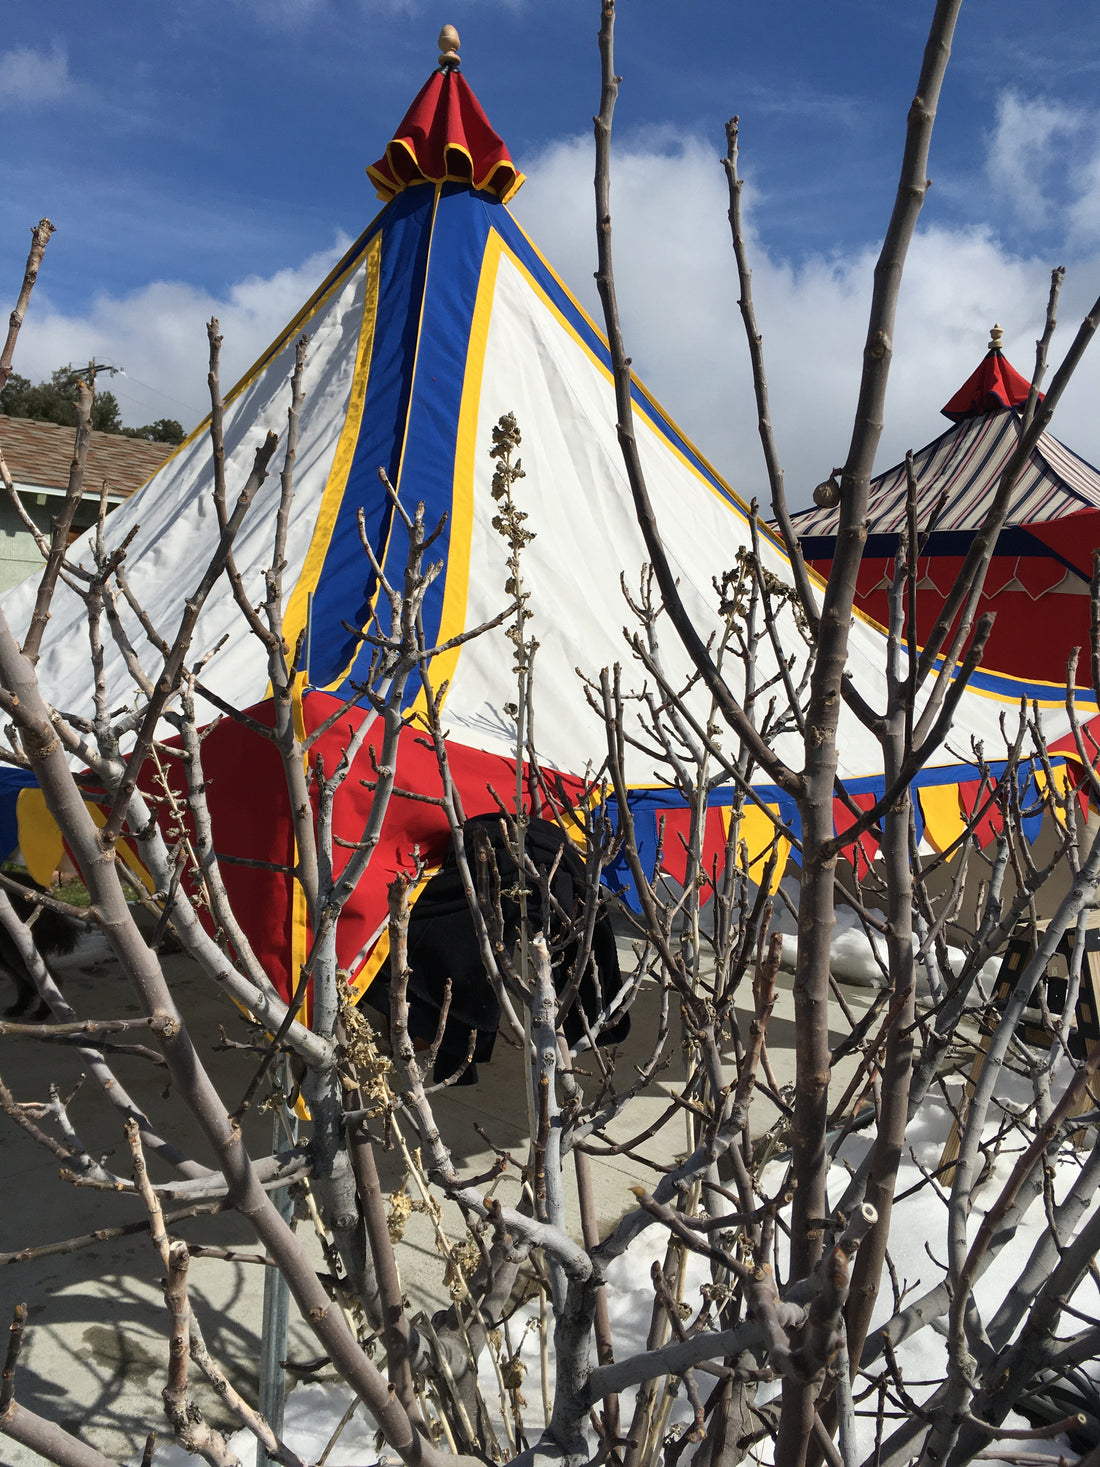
282 232 384 669
16 787 65 889
324 189 443 694
288 676 313 1030
18 790 154 894
413 229 503 709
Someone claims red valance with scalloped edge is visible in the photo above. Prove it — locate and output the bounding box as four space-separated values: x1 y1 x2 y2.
367 69 524 204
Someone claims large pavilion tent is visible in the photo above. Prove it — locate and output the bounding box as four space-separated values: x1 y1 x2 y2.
1 58 1093 1006
791 328 1100 688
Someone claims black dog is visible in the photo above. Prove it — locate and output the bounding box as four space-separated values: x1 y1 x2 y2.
0 872 81 1021
367 815 630 1084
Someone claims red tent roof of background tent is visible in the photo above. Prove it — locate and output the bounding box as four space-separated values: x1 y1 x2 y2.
367 65 525 204
941 346 1037 421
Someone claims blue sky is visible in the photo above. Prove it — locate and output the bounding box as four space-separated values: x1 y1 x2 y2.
3 2 1099 506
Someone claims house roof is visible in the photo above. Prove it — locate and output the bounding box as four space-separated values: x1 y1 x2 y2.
0 414 174 499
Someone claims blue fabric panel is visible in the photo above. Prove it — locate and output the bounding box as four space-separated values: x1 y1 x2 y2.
600 807 648 907
964 664 1097 705
306 186 438 689
0 768 38 862
774 794 802 867
1018 767 1046 846
600 785 803 906
910 785 925 849
338 183 495 692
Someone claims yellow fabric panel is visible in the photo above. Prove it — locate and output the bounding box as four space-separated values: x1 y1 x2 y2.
1035 764 1072 798
16 787 155 893
727 802 789 893
560 806 590 852
919 783 966 857
16 787 65 887
287 677 312 1029
324 190 441 694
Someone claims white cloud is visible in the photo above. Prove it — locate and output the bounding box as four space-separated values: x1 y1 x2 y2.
0 43 74 107
11 239 351 432
986 90 1100 239
512 132 1100 508
1067 140 1100 242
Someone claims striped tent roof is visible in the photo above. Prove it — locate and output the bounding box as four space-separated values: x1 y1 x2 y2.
792 409 1100 545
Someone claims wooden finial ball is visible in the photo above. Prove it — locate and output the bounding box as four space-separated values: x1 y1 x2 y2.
813 472 841 510
438 25 460 67
989 322 1004 351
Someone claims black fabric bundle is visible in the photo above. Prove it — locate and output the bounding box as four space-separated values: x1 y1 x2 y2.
1 872 81 1020
367 814 629 1083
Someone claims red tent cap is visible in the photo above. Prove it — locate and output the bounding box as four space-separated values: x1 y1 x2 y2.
367 67 525 205
941 343 1037 422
